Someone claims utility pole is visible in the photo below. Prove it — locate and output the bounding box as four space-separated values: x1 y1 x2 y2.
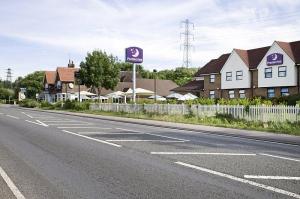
6 68 12 88
180 19 194 68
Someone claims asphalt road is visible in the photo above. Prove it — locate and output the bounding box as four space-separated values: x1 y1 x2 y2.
0 105 299 199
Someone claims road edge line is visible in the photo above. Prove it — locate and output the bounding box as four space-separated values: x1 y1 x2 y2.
0 165 26 199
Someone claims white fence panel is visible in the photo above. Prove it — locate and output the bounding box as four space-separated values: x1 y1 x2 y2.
90 103 300 122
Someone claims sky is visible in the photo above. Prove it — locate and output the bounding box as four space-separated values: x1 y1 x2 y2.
0 0 300 80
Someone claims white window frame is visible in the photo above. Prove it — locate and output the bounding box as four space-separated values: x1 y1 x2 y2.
280 87 289 96
236 70 243 80
267 88 275 98
229 90 235 99
239 90 245 98
226 72 232 81
209 90 215 99
278 66 287 77
265 67 272 78
209 74 215 83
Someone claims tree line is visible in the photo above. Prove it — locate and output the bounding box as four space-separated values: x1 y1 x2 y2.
0 50 198 101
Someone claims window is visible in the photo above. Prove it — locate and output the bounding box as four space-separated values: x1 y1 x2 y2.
265 67 272 78
226 72 232 81
239 90 245 98
281 87 289 96
209 90 215 99
267 88 275 98
209 74 215 83
236 71 243 80
278 66 287 77
229 90 235 99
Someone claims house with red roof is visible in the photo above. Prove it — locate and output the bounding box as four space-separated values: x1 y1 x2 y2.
174 40 300 99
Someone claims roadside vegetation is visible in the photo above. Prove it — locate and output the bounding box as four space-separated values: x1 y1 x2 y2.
19 99 300 136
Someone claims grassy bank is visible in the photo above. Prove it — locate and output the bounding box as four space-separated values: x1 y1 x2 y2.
19 99 300 136
78 110 300 136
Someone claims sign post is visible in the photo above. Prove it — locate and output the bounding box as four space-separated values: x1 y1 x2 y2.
125 47 143 103
75 71 81 103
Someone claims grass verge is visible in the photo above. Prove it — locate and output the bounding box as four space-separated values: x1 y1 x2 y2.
72 109 300 136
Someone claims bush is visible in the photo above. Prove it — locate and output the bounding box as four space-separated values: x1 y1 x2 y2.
40 101 54 109
63 100 76 109
19 99 40 108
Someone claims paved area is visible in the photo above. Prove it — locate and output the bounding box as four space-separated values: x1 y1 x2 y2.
0 105 299 198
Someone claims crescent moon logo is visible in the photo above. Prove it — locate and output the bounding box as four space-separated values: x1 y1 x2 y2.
131 48 139 58
272 53 278 61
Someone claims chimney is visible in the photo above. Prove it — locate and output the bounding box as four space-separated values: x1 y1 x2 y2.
68 60 75 68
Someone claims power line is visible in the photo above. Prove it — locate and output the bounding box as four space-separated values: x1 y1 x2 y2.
180 19 194 68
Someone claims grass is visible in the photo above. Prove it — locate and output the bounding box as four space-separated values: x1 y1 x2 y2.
72 109 300 136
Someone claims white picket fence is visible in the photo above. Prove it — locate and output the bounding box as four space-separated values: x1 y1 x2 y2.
90 103 300 122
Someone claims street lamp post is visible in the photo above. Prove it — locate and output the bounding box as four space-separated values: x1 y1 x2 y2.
153 69 157 103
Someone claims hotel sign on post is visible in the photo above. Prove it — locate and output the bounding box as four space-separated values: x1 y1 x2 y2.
125 47 143 63
267 53 283 66
125 47 143 103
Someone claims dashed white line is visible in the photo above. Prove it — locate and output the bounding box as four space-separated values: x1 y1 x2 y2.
0 165 26 199
57 127 105 129
48 123 93 126
61 130 122 148
151 152 257 156
21 112 33 118
0 112 4 114
175 161 300 199
79 132 142 135
6 115 19 119
260 153 300 162
25 120 48 127
244 175 300 180
115 128 189 141
105 139 186 143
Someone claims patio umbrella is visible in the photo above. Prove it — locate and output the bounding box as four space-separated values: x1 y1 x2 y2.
166 93 184 99
178 93 198 101
125 88 154 96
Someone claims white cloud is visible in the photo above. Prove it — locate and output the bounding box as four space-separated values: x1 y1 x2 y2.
0 0 299 78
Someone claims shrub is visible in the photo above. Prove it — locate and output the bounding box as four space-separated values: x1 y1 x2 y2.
19 99 40 108
40 101 54 109
63 100 76 109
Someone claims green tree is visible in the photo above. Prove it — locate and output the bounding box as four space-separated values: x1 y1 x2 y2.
79 50 120 96
14 71 45 99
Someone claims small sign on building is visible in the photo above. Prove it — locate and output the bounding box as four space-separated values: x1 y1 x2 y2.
266 53 283 66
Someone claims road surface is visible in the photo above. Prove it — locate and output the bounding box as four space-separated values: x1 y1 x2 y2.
0 105 299 199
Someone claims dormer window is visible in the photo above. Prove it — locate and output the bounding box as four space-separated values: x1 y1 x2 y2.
45 83 48 89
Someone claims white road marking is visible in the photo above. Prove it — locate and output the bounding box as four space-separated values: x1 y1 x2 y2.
25 120 48 127
151 152 257 156
57 127 105 129
41 120 81 123
0 112 4 114
115 128 189 141
79 132 143 135
48 123 93 126
175 161 300 199
61 130 121 147
115 128 142 133
260 153 300 162
105 139 186 143
0 165 26 199
21 112 33 118
36 120 48 127
6 115 19 119
244 175 300 180
172 128 300 147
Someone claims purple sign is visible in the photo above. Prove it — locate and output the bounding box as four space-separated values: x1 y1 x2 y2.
266 53 283 66
125 47 143 63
